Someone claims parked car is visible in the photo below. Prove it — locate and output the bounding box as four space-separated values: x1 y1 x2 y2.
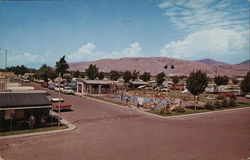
181 89 189 93
159 88 169 92
61 87 74 94
48 84 55 90
155 87 169 92
51 98 71 111
54 86 63 92
20 79 30 83
245 95 250 99
41 82 48 88
68 86 77 91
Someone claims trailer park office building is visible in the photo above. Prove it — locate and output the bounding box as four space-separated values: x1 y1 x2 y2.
76 79 120 94
0 91 52 132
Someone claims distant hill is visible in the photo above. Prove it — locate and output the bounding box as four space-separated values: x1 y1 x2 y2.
195 58 226 65
69 57 249 77
238 59 250 65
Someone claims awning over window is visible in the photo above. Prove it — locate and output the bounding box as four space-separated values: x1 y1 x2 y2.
0 105 51 110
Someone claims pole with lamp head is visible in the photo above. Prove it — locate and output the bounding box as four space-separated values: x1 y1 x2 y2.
163 64 175 115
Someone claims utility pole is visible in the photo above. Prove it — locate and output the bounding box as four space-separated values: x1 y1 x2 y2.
0 48 9 91
58 72 61 127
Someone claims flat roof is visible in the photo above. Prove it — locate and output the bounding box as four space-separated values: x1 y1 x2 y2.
78 79 118 85
130 81 149 85
0 92 51 108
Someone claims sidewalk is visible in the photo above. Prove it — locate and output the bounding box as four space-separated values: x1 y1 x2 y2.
0 112 76 140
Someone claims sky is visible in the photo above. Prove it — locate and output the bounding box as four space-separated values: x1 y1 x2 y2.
0 0 249 68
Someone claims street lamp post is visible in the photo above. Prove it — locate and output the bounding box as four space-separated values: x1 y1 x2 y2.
163 64 175 115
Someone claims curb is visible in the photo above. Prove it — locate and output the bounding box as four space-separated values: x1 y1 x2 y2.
0 114 76 140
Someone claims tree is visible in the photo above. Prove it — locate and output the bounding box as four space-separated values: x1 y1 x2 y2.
156 72 166 86
85 64 99 80
109 70 121 81
72 70 80 78
231 78 239 84
80 72 85 78
214 75 229 86
63 73 71 82
55 55 69 75
123 71 132 83
172 76 179 84
37 64 56 82
98 71 105 80
186 70 208 104
172 76 179 89
221 98 228 108
131 70 140 81
139 72 151 82
229 98 236 107
240 70 250 94
6 65 30 75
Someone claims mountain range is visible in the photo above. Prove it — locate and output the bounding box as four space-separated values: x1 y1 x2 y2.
69 57 249 77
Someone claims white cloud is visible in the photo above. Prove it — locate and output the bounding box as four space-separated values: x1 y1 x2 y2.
68 43 96 61
122 42 142 57
8 52 47 66
68 42 143 62
158 0 249 32
160 28 249 59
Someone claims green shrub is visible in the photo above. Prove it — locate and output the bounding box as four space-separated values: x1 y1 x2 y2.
229 99 236 107
213 100 222 109
230 95 237 100
221 98 228 108
174 107 186 113
205 102 214 110
159 108 164 114
159 108 171 115
217 95 225 100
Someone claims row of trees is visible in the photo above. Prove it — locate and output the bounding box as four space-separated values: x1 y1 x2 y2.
84 64 152 82
2 55 250 96
2 56 70 82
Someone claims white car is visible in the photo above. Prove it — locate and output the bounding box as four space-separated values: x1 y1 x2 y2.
181 89 189 93
159 88 169 92
62 87 74 94
155 87 169 92
54 87 63 92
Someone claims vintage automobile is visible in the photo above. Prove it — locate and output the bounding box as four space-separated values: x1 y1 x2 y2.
61 87 74 94
48 84 55 90
51 98 71 111
54 86 63 92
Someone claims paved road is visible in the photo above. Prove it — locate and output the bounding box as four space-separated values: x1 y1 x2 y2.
1 83 250 160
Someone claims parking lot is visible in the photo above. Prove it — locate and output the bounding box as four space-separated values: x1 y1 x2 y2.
0 82 250 160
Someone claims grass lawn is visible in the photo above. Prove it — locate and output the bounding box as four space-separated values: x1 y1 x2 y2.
86 92 249 117
0 125 68 137
150 103 250 117
128 89 209 102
